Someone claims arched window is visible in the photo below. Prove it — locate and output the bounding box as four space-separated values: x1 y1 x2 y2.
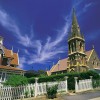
80 42 82 49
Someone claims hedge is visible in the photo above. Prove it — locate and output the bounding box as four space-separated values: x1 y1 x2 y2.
27 70 100 90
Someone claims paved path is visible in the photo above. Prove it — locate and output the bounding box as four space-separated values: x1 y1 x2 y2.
62 91 100 100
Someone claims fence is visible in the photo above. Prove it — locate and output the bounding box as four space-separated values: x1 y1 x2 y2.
0 84 34 100
0 77 68 100
74 76 93 92
34 77 68 97
0 76 99 100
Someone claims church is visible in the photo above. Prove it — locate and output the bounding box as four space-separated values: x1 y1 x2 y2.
47 9 100 76
0 36 24 84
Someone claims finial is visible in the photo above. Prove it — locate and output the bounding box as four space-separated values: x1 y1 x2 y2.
72 7 76 17
11 46 13 55
12 46 13 51
59 57 60 60
92 45 94 49
53 62 54 66
73 7 75 13
17 49 19 53
58 57 60 65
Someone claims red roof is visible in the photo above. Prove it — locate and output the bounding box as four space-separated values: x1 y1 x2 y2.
10 53 19 65
3 47 19 66
51 58 68 72
3 47 13 58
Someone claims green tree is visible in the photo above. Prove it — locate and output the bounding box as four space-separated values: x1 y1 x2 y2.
4 75 28 87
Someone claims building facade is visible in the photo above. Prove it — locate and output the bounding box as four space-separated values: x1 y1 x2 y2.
0 36 24 83
47 9 100 76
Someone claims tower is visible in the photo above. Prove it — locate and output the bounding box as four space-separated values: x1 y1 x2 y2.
67 9 88 72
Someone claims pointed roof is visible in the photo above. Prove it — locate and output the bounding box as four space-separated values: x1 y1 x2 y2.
47 58 68 75
3 46 19 66
10 53 19 66
68 8 83 40
72 8 78 27
85 49 94 61
3 47 13 58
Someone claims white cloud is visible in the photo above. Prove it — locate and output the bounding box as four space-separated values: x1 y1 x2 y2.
74 2 94 17
0 9 33 47
19 57 26 69
27 16 70 64
0 8 70 66
83 3 94 12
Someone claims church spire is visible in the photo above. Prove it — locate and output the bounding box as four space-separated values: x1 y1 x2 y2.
71 8 81 37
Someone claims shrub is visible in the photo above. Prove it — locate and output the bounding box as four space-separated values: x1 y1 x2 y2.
46 85 58 99
4 74 28 87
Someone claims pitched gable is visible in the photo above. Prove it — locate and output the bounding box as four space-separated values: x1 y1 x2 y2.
47 58 68 75
86 49 100 69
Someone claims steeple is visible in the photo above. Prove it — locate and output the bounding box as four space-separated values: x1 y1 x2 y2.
71 8 81 37
67 8 87 72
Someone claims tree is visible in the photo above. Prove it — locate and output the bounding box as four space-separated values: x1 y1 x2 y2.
4 74 28 86
24 70 47 78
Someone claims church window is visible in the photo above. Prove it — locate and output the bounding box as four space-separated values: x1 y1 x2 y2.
72 43 74 52
92 61 94 65
80 42 82 50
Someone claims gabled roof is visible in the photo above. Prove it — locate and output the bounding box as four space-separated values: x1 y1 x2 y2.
85 49 93 61
0 65 24 71
3 47 19 66
47 58 68 75
10 53 19 66
51 58 68 72
3 47 13 58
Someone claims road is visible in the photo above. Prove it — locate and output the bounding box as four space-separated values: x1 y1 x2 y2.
62 91 100 100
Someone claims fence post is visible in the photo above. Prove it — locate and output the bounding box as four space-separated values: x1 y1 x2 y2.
35 78 38 98
74 77 78 92
90 76 93 89
65 76 68 93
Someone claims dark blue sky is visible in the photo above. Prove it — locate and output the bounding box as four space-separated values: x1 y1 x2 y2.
0 0 100 71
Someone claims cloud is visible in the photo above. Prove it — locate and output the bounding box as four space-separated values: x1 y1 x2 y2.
83 2 94 12
19 56 26 69
74 0 84 7
1 0 94 67
0 8 70 66
0 9 33 47
27 15 71 64
74 1 95 17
